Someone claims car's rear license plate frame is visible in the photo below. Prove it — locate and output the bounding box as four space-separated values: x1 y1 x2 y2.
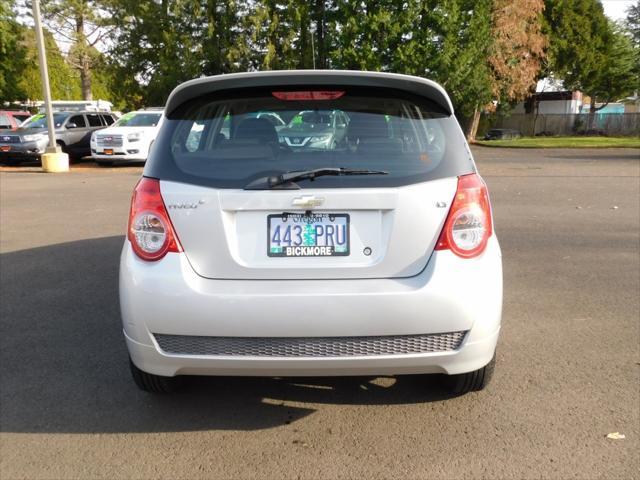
267 213 350 257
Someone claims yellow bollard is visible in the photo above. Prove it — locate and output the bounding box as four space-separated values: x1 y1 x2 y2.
41 151 69 173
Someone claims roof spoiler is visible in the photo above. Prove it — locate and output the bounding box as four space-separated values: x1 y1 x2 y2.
164 70 454 117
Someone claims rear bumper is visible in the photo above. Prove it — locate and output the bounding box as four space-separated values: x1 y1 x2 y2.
121 237 502 377
91 144 149 162
125 328 499 376
0 151 40 161
0 142 43 161
91 152 147 162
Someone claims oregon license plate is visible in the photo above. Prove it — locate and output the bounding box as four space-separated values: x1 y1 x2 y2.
103 148 113 155
267 213 350 257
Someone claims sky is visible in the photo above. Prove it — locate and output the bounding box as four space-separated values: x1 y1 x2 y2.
601 0 635 21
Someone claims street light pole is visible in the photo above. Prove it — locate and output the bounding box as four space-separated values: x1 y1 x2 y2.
32 0 68 172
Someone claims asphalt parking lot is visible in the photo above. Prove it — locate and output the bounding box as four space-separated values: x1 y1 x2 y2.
1 147 638 479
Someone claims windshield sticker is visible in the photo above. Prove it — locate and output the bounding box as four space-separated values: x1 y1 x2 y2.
120 112 136 122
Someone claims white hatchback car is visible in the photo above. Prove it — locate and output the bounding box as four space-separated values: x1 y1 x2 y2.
120 71 502 395
91 109 163 165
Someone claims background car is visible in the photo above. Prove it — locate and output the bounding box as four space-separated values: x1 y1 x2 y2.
0 111 118 164
484 128 522 140
0 110 32 130
91 109 163 166
277 110 349 149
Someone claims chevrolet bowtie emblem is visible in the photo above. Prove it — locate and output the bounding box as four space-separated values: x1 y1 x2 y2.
291 195 325 208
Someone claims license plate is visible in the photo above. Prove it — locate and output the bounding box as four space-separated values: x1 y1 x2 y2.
0 146 10 152
103 149 113 155
267 213 350 257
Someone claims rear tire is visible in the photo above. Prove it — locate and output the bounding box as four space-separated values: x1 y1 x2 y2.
444 355 495 395
129 358 181 393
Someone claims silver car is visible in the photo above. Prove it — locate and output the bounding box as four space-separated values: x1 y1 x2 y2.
0 111 117 164
278 110 349 149
121 71 502 395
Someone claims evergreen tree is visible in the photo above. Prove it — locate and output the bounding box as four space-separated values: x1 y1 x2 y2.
0 0 27 104
329 0 412 71
394 0 494 138
626 0 640 48
202 0 251 74
18 26 82 101
545 0 638 113
488 0 546 105
37 0 111 100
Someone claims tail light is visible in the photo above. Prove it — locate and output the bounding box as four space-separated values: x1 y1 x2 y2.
127 177 182 261
435 173 493 258
272 91 345 100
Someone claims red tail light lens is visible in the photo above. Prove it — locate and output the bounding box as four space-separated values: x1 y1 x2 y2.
127 177 182 261
272 91 345 101
435 173 493 258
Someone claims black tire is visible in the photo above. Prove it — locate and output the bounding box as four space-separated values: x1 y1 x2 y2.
445 355 495 395
129 358 181 393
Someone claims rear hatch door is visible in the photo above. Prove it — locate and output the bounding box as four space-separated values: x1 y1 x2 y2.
162 178 457 279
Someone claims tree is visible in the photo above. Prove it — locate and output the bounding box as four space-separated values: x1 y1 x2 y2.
79 0 552 120
488 0 546 104
106 0 203 106
483 0 547 139
394 0 495 139
311 0 331 69
0 0 28 104
587 23 639 108
545 0 638 116
626 0 640 48
246 0 299 70
321 0 499 139
202 0 252 73
625 1 640 102
106 0 251 107
329 0 413 71
38 0 112 100
18 26 82 100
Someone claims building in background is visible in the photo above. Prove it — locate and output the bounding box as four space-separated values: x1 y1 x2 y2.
512 91 583 115
18 100 113 113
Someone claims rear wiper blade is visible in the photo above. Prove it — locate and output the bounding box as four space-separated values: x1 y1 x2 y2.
244 167 388 190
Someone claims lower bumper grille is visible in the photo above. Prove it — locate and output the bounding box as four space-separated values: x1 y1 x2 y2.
153 332 467 358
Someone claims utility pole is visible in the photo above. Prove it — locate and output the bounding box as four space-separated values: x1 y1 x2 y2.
32 0 69 172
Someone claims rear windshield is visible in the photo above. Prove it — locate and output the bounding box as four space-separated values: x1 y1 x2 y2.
146 87 474 189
